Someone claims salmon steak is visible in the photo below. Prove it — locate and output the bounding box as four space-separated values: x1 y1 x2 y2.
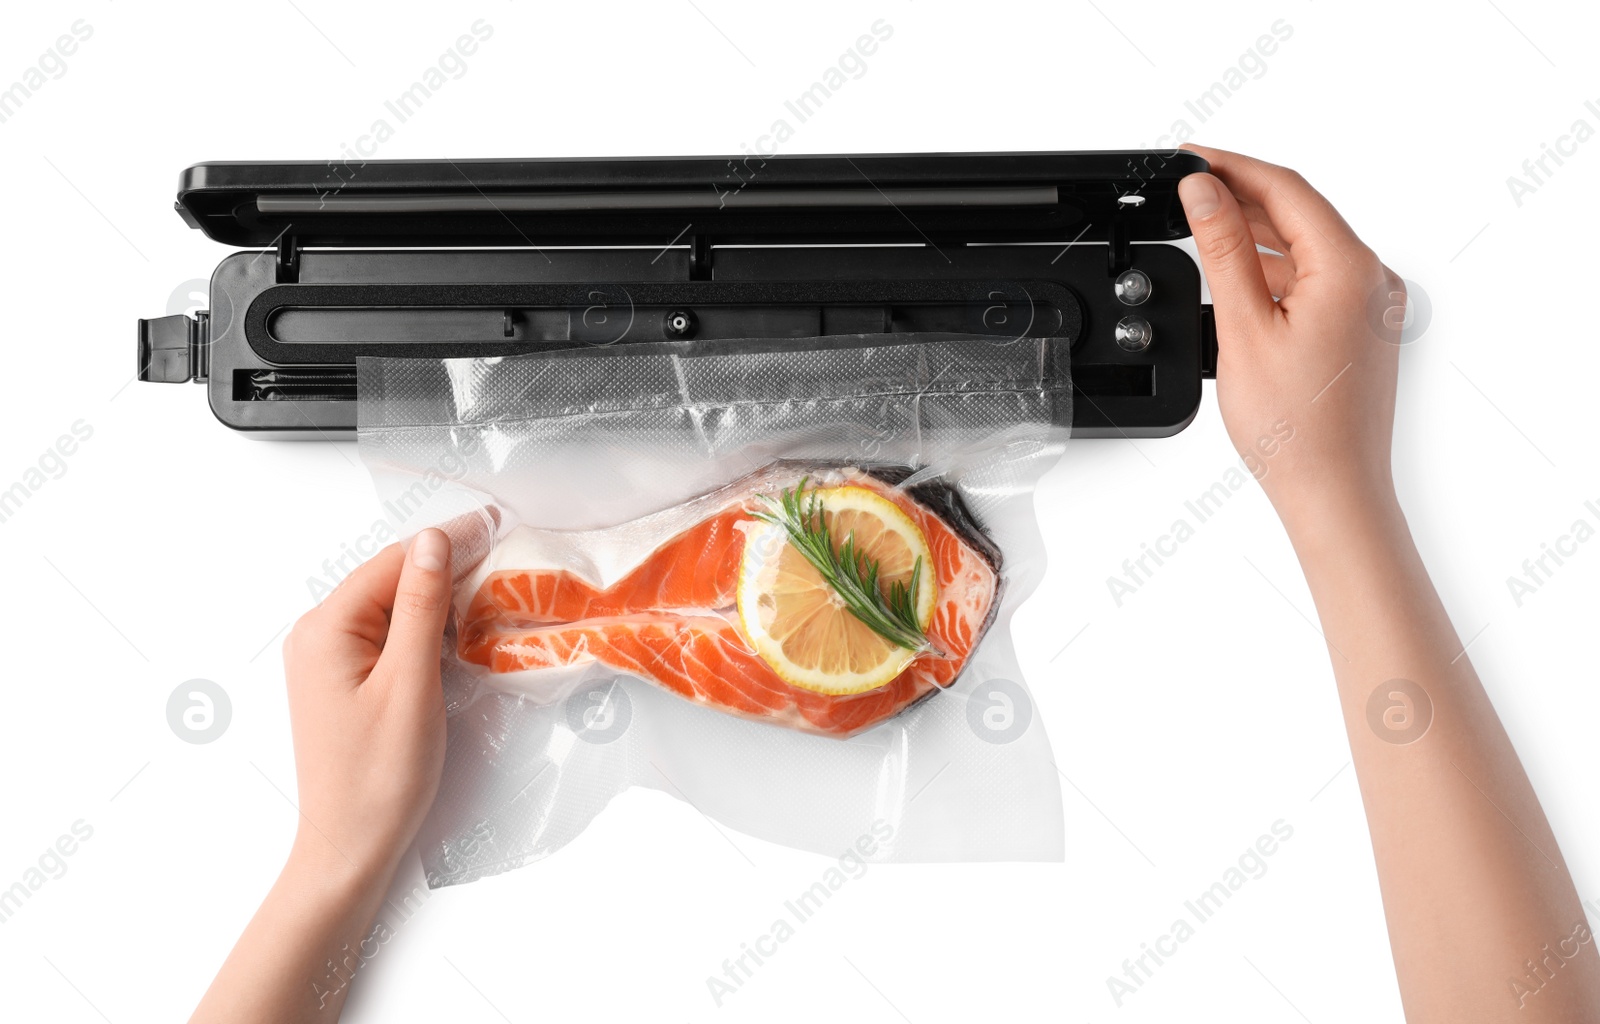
456 464 1002 738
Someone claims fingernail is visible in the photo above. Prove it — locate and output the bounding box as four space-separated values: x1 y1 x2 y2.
1179 173 1222 219
411 529 448 572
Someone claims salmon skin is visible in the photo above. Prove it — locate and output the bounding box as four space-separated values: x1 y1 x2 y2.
457 464 1002 738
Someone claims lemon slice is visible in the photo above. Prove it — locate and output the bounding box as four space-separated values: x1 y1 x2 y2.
738 485 937 695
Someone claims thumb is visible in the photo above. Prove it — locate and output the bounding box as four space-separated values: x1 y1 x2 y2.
380 528 453 678
1179 172 1276 336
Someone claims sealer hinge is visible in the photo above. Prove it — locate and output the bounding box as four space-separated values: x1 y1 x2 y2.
276 234 300 283
689 234 711 280
1107 215 1131 277
193 310 211 382
1200 304 1218 379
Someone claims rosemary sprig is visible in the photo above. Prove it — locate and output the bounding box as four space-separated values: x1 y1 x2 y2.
751 478 936 654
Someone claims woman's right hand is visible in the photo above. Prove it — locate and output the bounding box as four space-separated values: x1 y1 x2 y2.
1176 144 1407 542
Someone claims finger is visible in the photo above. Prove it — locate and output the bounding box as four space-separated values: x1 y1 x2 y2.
1181 144 1367 269
377 528 453 677
1239 201 1295 258
1178 172 1278 335
1232 210 1299 298
317 542 407 639
1260 252 1295 300
435 504 502 586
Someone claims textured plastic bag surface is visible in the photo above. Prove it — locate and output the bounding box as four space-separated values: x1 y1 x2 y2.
357 334 1071 886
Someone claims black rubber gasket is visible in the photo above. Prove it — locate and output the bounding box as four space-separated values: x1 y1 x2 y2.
242 279 1083 364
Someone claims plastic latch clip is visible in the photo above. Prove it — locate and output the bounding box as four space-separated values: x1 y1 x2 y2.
138 313 207 383
1199 304 1218 379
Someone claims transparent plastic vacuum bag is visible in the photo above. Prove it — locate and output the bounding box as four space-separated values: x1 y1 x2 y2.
357 334 1071 886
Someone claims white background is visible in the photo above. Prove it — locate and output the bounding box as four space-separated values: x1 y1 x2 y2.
1 1 1596 1020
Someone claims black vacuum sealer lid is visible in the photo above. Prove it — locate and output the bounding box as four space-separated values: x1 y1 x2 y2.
174 150 1206 249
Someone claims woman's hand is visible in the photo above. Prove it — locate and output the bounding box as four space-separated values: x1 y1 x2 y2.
1177 145 1600 1022
1177 143 1405 542
191 529 455 1023
281 529 453 881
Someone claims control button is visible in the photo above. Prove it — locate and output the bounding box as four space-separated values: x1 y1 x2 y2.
1114 269 1153 306
1115 315 1154 352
